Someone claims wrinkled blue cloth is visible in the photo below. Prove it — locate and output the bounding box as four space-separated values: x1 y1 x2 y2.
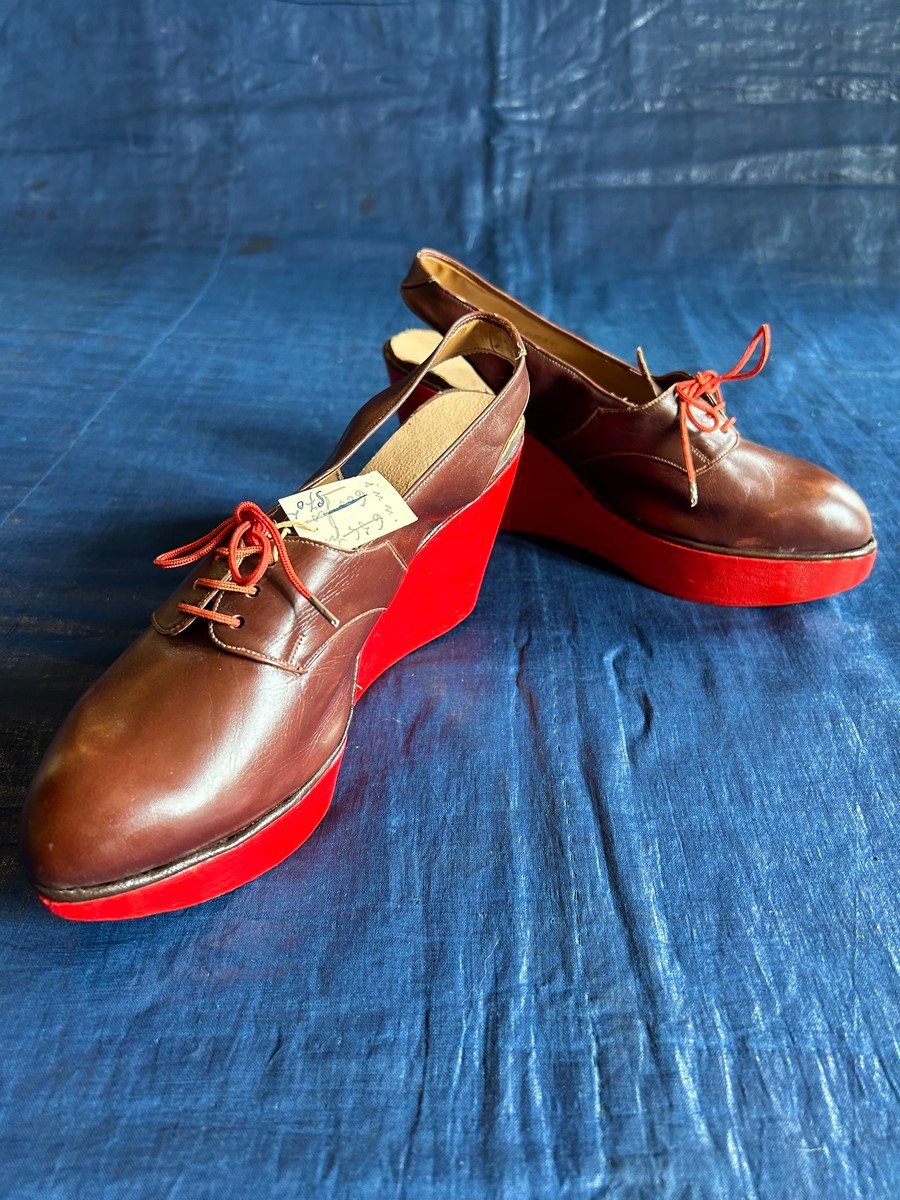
0 3 897 1199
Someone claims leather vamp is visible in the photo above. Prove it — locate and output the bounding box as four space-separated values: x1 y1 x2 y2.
21 627 357 889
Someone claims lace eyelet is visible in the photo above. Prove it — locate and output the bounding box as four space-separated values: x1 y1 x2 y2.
234 616 245 629
249 586 261 597
154 499 336 627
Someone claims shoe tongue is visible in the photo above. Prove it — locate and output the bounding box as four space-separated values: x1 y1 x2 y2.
635 346 663 398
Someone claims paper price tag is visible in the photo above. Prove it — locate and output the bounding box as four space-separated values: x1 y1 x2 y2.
278 472 417 551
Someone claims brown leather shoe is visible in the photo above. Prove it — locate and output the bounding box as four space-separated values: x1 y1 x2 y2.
22 313 528 920
385 249 876 605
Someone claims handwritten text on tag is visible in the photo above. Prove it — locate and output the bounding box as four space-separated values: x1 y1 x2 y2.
278 472 416 551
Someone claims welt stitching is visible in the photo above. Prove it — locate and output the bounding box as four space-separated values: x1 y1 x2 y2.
384 541 408 571
152 611 191 636
551 396 662 450
695 432 740 475
578 433 738 478
409 274 593 390
302 608 388 673
209 621 303 673
207 587 304 672
577 450 688 473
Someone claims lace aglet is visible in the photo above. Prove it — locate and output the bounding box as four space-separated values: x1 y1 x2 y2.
636 345 654 387
689 480 698 508
309 593 340 628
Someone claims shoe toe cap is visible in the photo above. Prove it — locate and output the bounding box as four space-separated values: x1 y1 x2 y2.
811 471 873 554
727 443 874 556
22 730 164 894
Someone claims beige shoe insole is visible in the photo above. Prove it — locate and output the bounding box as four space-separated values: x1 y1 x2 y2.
388 328 494 396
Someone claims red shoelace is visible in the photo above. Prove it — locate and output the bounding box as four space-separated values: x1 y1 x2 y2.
155 500 339 629
673 324 771 506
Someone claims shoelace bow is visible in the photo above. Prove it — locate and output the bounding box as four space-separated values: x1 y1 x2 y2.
673 324 770 506
155 500 339 629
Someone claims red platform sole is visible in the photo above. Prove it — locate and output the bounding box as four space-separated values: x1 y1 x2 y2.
39 453 520 921
386 364 877 607
503 433 875 605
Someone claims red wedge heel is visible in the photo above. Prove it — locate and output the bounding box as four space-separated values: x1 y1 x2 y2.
357 450 519 694
504 432 876 606
38 452 521 922
386 359 875 605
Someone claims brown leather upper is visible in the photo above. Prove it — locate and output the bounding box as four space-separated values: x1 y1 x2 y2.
22 314 528 895
401 249 874 557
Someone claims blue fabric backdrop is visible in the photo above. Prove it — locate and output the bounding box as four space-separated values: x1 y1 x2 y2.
1 3 897 1198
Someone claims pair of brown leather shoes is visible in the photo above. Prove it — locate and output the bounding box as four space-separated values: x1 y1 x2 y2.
22 252 876 920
